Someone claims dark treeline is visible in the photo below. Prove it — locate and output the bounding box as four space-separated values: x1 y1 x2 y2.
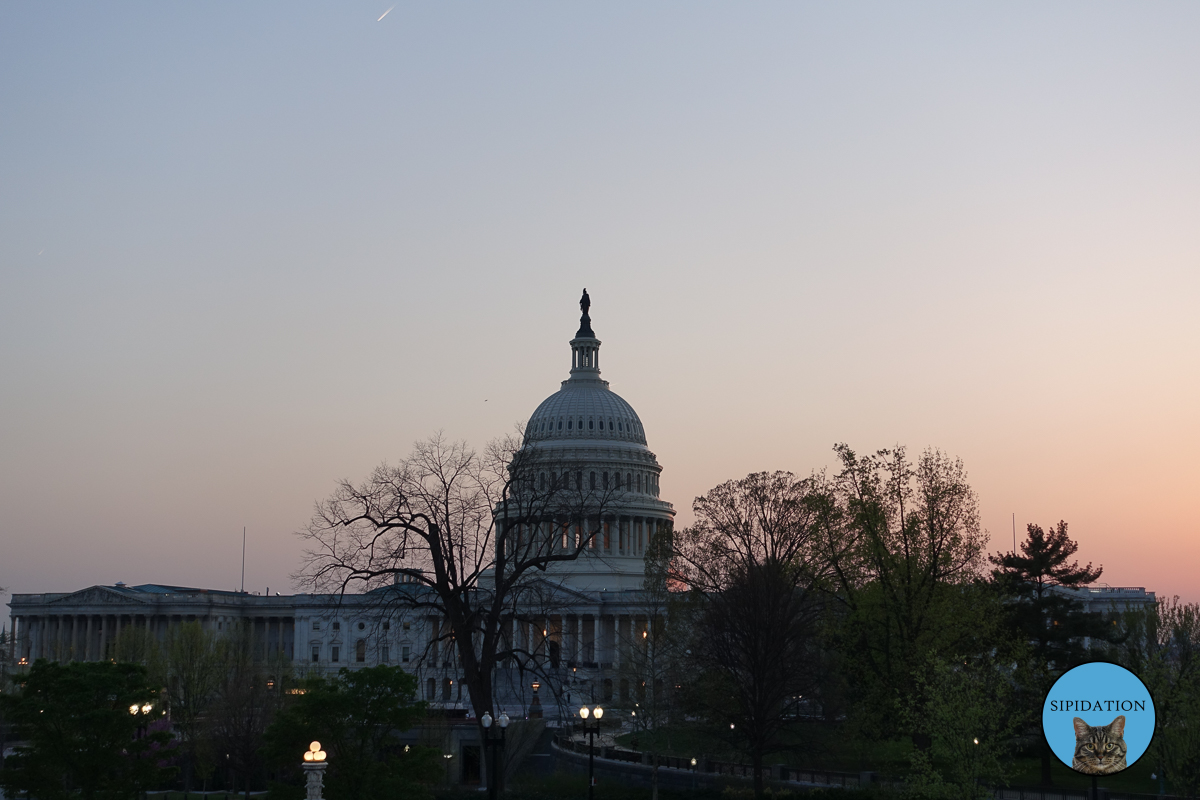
651 445 1200 800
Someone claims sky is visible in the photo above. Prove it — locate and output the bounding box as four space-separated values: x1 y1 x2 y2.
2 2 1198 612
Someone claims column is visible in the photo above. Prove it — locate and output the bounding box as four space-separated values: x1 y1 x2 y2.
8 615 16 662
278 617 285 659
100 615 110 662
84 615 94 661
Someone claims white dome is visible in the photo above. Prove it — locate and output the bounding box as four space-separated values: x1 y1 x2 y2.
526 386 647 445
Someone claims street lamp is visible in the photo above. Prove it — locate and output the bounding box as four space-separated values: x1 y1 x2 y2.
578 705 604 800
302 742 327 800
481 711 510 800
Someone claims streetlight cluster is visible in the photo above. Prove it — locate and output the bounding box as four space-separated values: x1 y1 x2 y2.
303 741 327 762
578 705 604 800
128 703 152 715
481 711 510 800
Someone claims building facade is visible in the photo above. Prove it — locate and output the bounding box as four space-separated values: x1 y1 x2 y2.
7 292 676 720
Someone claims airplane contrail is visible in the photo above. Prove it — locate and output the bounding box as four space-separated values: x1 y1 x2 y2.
377 6 394 21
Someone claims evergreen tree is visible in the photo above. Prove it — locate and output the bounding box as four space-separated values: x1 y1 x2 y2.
990 520 1115 785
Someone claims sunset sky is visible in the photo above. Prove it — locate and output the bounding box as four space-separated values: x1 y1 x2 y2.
3 3 1198 612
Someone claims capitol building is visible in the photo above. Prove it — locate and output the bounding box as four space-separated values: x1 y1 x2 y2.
6 291 675 720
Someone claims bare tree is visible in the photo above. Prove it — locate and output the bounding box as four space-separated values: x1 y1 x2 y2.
673 471 836 800
295 431 621 788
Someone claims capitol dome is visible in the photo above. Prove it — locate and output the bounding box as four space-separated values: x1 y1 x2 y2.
508 289 674 591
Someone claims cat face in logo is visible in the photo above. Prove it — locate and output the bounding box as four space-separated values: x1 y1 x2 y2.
1072 715 1127 775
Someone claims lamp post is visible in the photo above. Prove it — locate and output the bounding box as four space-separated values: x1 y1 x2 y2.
301 741 327 800
128 701 153 739
481 711 510 800
578 705 604 800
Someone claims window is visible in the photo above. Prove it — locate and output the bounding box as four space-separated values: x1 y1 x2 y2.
590 472 596 490
357 621 365 631
567 419 572 429
442 678 452 701
588 419 594 430
331 646 340 663
356 640 366 662
540 472 546 490
618 421 623 431
332 621 340 631
312 621 321 631
403 620 411 631
311 645 320 663
217 621 223 631
383 621 390 631
557 419 562 430
603 472 608 489
402 645 411 663
381 645 390 663
427 677 436 700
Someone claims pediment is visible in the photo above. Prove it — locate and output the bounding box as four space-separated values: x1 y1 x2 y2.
49 586 147 606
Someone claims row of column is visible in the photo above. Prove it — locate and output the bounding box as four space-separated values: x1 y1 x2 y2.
509 515 668 558
7 613 295 664
506 612 649 670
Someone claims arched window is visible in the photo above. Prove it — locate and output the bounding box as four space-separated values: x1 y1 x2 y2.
540 472 546 490
588 419 594 430
590 472 597 490
618 421 623 431
557 419 563 430
602 472 608 489
567 419 572 430
609 419 614 430
615 473 621 489
578 417 583 430
637 474 643 493
627 472 632 490
355 639 366 662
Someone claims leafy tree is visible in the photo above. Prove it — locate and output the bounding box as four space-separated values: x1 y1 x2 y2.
0 660 175 800
904 653 1026 799
1115 598 1200 798
989 520 1112 785
818 445 992 748
673 471 834 799
163 621 224 791
612 527 690 800
264 665 441 800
